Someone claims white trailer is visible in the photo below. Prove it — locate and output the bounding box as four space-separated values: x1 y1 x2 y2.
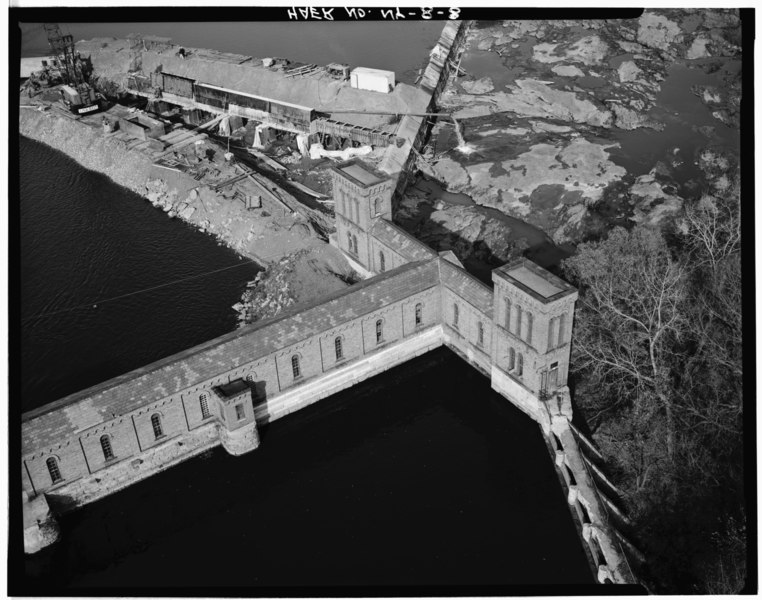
349 67 395 94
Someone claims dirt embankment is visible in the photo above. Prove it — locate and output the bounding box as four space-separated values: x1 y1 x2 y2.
416 9 741 246
20 106 352 322
20 106 155 195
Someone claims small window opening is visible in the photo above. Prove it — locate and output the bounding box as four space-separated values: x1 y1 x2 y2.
100 435 114 460
151 414 164 439
335 336 344 360
414 303 423 326
291 354 301 379
516 304 523 338
375 319 383 344
46 457 62 484
235 403 246 421
200 393 211 419
526 312 533 344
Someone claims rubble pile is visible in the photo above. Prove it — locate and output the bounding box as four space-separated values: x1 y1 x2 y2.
234 251 303 325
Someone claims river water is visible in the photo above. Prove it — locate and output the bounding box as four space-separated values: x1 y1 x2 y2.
18 138 593 591
19 137 260 411
19 21 444 85
23 349 592 591
17 22 593 590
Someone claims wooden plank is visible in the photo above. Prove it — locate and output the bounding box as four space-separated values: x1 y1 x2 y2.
246 149 288 172
153 133 208 159
212 172 250 192
234 165 293 214
289 180 328 199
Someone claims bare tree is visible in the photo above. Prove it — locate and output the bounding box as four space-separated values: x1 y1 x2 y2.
564 226 686 459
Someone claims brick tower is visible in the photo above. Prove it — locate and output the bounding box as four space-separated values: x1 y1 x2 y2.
331 159 393 275
490 258 578 418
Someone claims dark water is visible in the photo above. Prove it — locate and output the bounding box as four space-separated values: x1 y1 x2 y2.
609 60 741 189
18 21 444 85
19 136 260 411
411 177 573 278
22 349 593 592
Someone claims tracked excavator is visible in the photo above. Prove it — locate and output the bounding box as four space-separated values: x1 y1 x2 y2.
42 23 103 115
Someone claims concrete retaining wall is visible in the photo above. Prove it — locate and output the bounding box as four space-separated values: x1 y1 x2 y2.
380 20 470 201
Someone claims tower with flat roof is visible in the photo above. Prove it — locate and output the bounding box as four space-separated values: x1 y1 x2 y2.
490 258 578 414
331 159 393 274
214 379 260 455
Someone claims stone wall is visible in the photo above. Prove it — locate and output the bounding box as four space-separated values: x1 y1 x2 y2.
22 260 442 502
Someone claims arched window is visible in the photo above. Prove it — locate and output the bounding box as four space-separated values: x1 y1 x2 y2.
379 251 385 272
100 435 114 461
200 393 211 419
151 414 164 439
374 196 384 216
46 457 62 484
558 313 566 347
335 336 344 360
505 298 511 330
548 316 556 350
346 231 353 252
517 353 524 376
376 319 383 344
453 303 459 328
415 303 423 326
478 321 484 346
291 354 301 379
508 347 515 371
526 312 533 345
246 373 260 398
516 304 523 337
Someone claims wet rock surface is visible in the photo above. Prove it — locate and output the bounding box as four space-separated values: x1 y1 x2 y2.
427 10 742 247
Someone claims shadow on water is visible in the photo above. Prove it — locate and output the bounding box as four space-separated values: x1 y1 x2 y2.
20 349 592 592
404 177 573 284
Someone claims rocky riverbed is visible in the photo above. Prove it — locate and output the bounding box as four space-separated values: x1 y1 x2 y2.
418 9 741 247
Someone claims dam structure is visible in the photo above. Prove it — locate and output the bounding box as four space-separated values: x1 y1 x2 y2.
20 22 638 586
21 157 637 585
